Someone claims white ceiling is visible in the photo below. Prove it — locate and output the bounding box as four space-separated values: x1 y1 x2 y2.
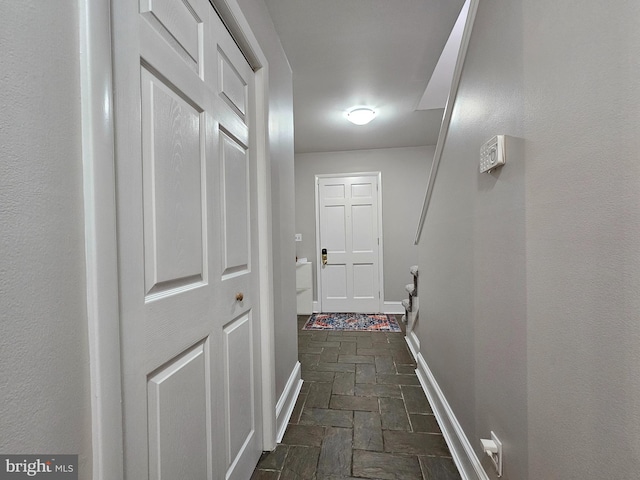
263 0 466 153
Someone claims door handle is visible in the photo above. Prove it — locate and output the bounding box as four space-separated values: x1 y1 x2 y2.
235 292 244 302
321 248 327 266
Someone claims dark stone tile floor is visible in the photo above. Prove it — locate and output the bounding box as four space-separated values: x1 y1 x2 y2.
251 315 461 480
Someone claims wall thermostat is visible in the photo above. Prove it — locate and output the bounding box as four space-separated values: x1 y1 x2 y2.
480 135 506 173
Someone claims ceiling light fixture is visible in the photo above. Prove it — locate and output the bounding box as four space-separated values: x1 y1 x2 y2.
346 107 376 125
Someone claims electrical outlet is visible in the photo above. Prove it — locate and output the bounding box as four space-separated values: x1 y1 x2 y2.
480 431 503 477
295 233 302 242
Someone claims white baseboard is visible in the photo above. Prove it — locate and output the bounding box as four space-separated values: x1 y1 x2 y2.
275 361 303 443
415 353 489 480
312 301 319 313
383 301 405 315
405 330 420 359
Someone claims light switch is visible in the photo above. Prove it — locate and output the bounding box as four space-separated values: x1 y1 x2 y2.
295 233 302 242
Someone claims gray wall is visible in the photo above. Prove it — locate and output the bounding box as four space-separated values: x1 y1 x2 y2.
236 0 299 400
296 146 434 304
417 1 640 479
0 1 92 476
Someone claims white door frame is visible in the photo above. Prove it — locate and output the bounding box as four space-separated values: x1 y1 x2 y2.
79 1 276 478
314 172 384 313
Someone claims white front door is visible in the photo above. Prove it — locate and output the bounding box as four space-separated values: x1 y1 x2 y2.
317 174 383 313
112 0 262 478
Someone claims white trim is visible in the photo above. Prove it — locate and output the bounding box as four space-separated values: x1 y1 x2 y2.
275 362 303 443
314 172 384 313
405 330 420 359
383 301 405 315
414 0 480 244
415 352 489 480
79 1 124 479
312 301 320 313
211 0 277 451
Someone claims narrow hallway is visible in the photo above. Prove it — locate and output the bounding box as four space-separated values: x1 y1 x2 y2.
251 316 461 479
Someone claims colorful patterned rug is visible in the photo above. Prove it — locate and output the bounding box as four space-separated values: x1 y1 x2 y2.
303 313 401 332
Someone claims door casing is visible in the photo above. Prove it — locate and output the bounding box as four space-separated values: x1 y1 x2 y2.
314 172 384 313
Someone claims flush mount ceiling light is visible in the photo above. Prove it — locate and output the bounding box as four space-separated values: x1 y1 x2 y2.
346 107 376 125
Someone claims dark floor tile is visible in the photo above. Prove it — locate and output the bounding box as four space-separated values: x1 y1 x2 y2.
357 347 390 356
341 330 368 336
376 373 420 386
306 382 333 408
339 342 358 355
386 332 405 342
383 430 450 456
401 385 432 414
356 364 376 384
317 476 372 480
379 397 410 431
371 334 391 344
332 372 355 396
392 349 415 365
354 384 402 398
300 408 353 428
320 349 339 363
309 341 342 349
303 370 335 383
326 331 345 338
419 456 462 480
329 394 379 412
300 353 320 368
355 339 373 350
310 362 356 373
334 335 358 343
338 354 375 364
281 424 325 447
374 356 395 374
409 414 441 433
279 445 320 480
352 450 422 480
289 392 307 424
308 332 329 342
317 427 352 477
251 469 280 480
394 364 415 375
299 344 324 354
256 445 289 471
353 411 383 452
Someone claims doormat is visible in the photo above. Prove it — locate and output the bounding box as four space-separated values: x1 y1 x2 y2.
303 313 401 332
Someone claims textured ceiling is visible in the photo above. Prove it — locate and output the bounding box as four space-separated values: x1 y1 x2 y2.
263 0 465 153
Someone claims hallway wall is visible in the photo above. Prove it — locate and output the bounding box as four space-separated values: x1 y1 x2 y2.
237 0 299 407
417 0 640 478
0 0 92 475
295 146 434 306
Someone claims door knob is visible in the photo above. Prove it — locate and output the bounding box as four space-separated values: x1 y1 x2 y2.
322 248 327 266
235 292 244 302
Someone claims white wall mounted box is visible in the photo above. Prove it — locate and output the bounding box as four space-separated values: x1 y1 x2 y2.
480 135 506 173
296 262 312 315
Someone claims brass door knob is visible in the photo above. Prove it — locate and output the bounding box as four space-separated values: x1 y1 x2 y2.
235 292 244 302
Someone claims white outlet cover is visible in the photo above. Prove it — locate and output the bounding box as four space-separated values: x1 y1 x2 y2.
295 233 302 242
490 431 503 477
